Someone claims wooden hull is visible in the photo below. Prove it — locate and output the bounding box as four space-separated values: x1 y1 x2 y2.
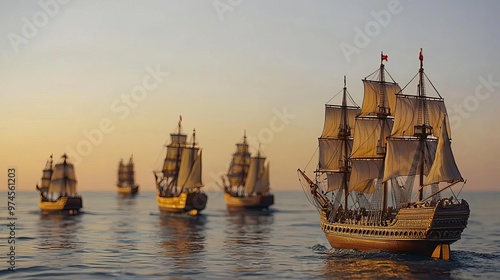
224 192 274 211
116 185 139 195
157 191 207 215
39 195 83 215
320 199 470 259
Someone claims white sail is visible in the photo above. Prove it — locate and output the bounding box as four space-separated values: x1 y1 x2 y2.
359 80 400 116
351 117 393 159
424 119 462 185
177 147 200 187
349 158 383 193
391 95 450 137
244 156 267 195
327 172 343 192
49 159 77 196
383 138 437 182
40 157 53 191
182 149 204 189
253 162 270 194
321 105 359 138
318 138 351 171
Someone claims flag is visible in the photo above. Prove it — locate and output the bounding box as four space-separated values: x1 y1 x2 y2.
419 48 423 61
179 115 182 122
381 54 388 61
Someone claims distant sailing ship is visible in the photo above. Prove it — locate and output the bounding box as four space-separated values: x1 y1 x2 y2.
221 131 274 211
298 50 470 260
154 116 207 215
36 154 83 215
117 155 139 195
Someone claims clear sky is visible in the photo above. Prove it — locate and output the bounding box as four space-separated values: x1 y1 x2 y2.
1 0 499 192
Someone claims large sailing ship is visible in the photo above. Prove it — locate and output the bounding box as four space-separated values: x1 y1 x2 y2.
221 132 274 211
117 155 139 195
36 154 83 215
154 116 207 215
298 50 470 260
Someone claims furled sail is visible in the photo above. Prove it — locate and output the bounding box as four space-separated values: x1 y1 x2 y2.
424 119 462 185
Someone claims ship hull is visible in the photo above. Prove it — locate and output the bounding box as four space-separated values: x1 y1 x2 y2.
39 195 83 215
157 191 207 215
224 192 274 211
116 185 139 195
320 199 470 259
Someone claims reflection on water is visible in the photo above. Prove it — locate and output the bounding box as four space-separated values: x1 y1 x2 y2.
115 194 138 212
321 250 453 280
224 211 274 274
37 214 83 250
157 214 207 274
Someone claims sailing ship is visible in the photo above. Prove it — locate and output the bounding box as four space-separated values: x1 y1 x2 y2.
117 155 139 195
221 132 274 211
153 116 207 215
36 154 83 215
298 50 470 260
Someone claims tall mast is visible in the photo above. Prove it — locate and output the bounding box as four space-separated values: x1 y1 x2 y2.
378 52 389 211
241 130 248 189
340 75 349 213
172 116 183 190
415 48 430 201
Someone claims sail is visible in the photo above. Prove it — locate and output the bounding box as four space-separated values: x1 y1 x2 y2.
126 156 135 184
162 133 187 176
244 155 267 194
383 138 437 182
327 172 343 192
227 142 251 186
177 147 200 187
359 80 400 116
49 159 77 195
182 149 204 189
349 158 383 193
391 95 450 137
40 157 53 191
424 120 462 185
351 117 393 159
321 105 360 138
318 138 352 171
253 162 270 194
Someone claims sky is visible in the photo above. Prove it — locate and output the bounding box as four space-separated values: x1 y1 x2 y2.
0 0 499 192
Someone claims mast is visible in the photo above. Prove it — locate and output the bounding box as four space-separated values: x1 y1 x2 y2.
172 116 183 193
378 52 389 212
415 48 430 201
340 76 349 213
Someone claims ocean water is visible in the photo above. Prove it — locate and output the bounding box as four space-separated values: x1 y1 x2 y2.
0 190 499 279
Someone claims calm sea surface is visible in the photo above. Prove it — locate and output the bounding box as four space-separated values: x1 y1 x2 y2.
0 190 499 279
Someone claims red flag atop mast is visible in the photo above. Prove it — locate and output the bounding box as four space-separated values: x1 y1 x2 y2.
419 48 423 61
179 115 182 122
381 53 388 61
